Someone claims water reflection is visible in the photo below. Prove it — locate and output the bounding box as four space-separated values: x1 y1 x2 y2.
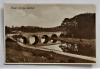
29 37 35 44
19 38 24 43
41 44 62 51
41 38 45 43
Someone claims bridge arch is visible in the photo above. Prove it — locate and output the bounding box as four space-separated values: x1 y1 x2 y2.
60 33 65 37
19 36 27 45
22 36 27 44
41 35 49 44
29 35 39 45
51 34 58 43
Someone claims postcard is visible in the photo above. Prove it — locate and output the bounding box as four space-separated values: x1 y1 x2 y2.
4 3 96 64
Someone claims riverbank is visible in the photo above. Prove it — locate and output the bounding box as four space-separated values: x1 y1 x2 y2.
5 39 95 63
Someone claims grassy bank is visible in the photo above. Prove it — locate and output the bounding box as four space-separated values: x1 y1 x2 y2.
6 39 95 63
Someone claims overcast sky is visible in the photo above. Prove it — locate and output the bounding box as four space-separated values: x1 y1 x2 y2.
4 4 96 28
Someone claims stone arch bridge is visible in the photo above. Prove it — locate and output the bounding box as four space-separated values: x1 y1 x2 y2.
6 32 65 45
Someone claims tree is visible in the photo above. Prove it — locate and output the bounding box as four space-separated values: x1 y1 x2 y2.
5 26 12 34
21 26 25 32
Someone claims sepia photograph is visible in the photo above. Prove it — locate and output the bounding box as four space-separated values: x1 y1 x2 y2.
4 3 96 64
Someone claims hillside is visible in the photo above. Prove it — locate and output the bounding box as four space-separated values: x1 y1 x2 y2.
60 13 95 39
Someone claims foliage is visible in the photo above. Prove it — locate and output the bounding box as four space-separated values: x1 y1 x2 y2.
61 13 95 39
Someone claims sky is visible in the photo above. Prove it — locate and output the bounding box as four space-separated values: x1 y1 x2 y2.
4 4 96 28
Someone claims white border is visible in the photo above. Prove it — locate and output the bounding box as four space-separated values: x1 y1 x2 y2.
0 0 100 69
